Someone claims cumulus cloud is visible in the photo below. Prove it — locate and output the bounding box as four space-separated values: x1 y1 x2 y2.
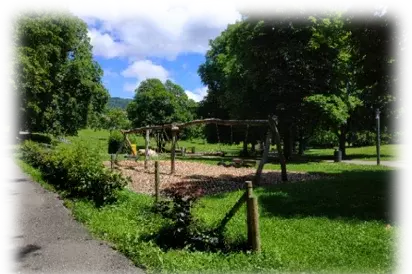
185 86 208 102
73 2 241 60
121 60 171 92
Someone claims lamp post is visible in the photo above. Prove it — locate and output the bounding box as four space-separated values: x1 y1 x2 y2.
376 108 381 165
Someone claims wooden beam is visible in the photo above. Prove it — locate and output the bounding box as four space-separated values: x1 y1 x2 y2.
171 125 178 174
121 118 269 134
253 129 271 185
268 116 288 182
125 135 134 155
144 129 150 169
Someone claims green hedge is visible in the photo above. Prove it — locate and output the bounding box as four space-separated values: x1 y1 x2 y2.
20 140 129 206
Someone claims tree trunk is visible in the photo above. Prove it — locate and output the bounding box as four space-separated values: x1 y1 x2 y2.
283 127 293 160
243 141 249 156
298 137 305 156
338 126 347 158
251 141 256 152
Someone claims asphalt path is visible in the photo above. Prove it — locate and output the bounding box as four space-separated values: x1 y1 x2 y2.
10 162 144 274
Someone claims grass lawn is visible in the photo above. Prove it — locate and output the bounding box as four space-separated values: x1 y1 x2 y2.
18 153 397 274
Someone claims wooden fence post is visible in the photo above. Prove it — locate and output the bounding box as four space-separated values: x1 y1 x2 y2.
249 196 261 252
246 181 253 247
155 161 160 203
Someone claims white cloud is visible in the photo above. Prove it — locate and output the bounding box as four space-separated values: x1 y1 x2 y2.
121 60 171 92
72 2 241 60
185 86 208 102
103 68 119 78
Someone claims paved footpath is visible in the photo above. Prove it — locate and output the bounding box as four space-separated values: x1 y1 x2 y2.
9 162 144 274
325 159 406 169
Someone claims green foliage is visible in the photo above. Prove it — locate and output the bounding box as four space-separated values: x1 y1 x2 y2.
15 12 109 135
20 139 129 206
308 129 338 148
108 97 132 110
152 195 225 252
126 79 197 139
62 164 393 274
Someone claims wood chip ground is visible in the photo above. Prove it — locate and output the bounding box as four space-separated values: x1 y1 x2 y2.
104 160 327 198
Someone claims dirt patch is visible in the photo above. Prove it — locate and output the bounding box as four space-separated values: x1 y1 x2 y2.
104 160 326 198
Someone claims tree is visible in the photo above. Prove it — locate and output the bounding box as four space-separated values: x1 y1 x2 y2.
126 79 198 142
102 108 131 132
14 12 109 136
198 13 334 158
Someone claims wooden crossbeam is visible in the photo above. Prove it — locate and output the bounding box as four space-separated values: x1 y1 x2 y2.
121 118 270 135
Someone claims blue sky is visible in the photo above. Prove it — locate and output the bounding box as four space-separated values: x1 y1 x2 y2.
72 3 242 101
74 3 388 101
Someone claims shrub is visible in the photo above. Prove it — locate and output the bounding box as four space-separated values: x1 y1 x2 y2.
351 131 376 147
20 139 129 206
152 194 224 252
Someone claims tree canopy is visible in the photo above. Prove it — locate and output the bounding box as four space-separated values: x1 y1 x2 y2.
198 11 397 157
14 12 109 135
127 79 198 128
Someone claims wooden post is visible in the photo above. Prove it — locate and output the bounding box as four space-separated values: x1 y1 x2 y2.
254 130 271 185
248 196 261 252
171 125 178 174
181 147 186 157
246 181 253 247
191 147 196 154
155 161 160 203
268 116 288 182
144 129 150 169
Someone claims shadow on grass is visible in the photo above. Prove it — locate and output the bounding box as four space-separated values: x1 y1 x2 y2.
257 169 394 223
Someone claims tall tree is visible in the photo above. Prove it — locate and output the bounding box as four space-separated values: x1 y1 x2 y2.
198 14 334 158
15 12 109 135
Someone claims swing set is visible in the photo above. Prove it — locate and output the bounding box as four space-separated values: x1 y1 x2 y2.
117 116 288 183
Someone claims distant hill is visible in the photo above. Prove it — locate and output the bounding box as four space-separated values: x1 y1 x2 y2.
108 97 133 110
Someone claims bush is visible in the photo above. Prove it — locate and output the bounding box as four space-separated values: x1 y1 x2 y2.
351 131 376 147
20 139 129 206
152 194 224 252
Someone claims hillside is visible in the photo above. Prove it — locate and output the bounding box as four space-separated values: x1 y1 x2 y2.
108 97 132 110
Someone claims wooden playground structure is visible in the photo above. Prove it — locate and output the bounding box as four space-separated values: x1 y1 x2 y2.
116 116 288 184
